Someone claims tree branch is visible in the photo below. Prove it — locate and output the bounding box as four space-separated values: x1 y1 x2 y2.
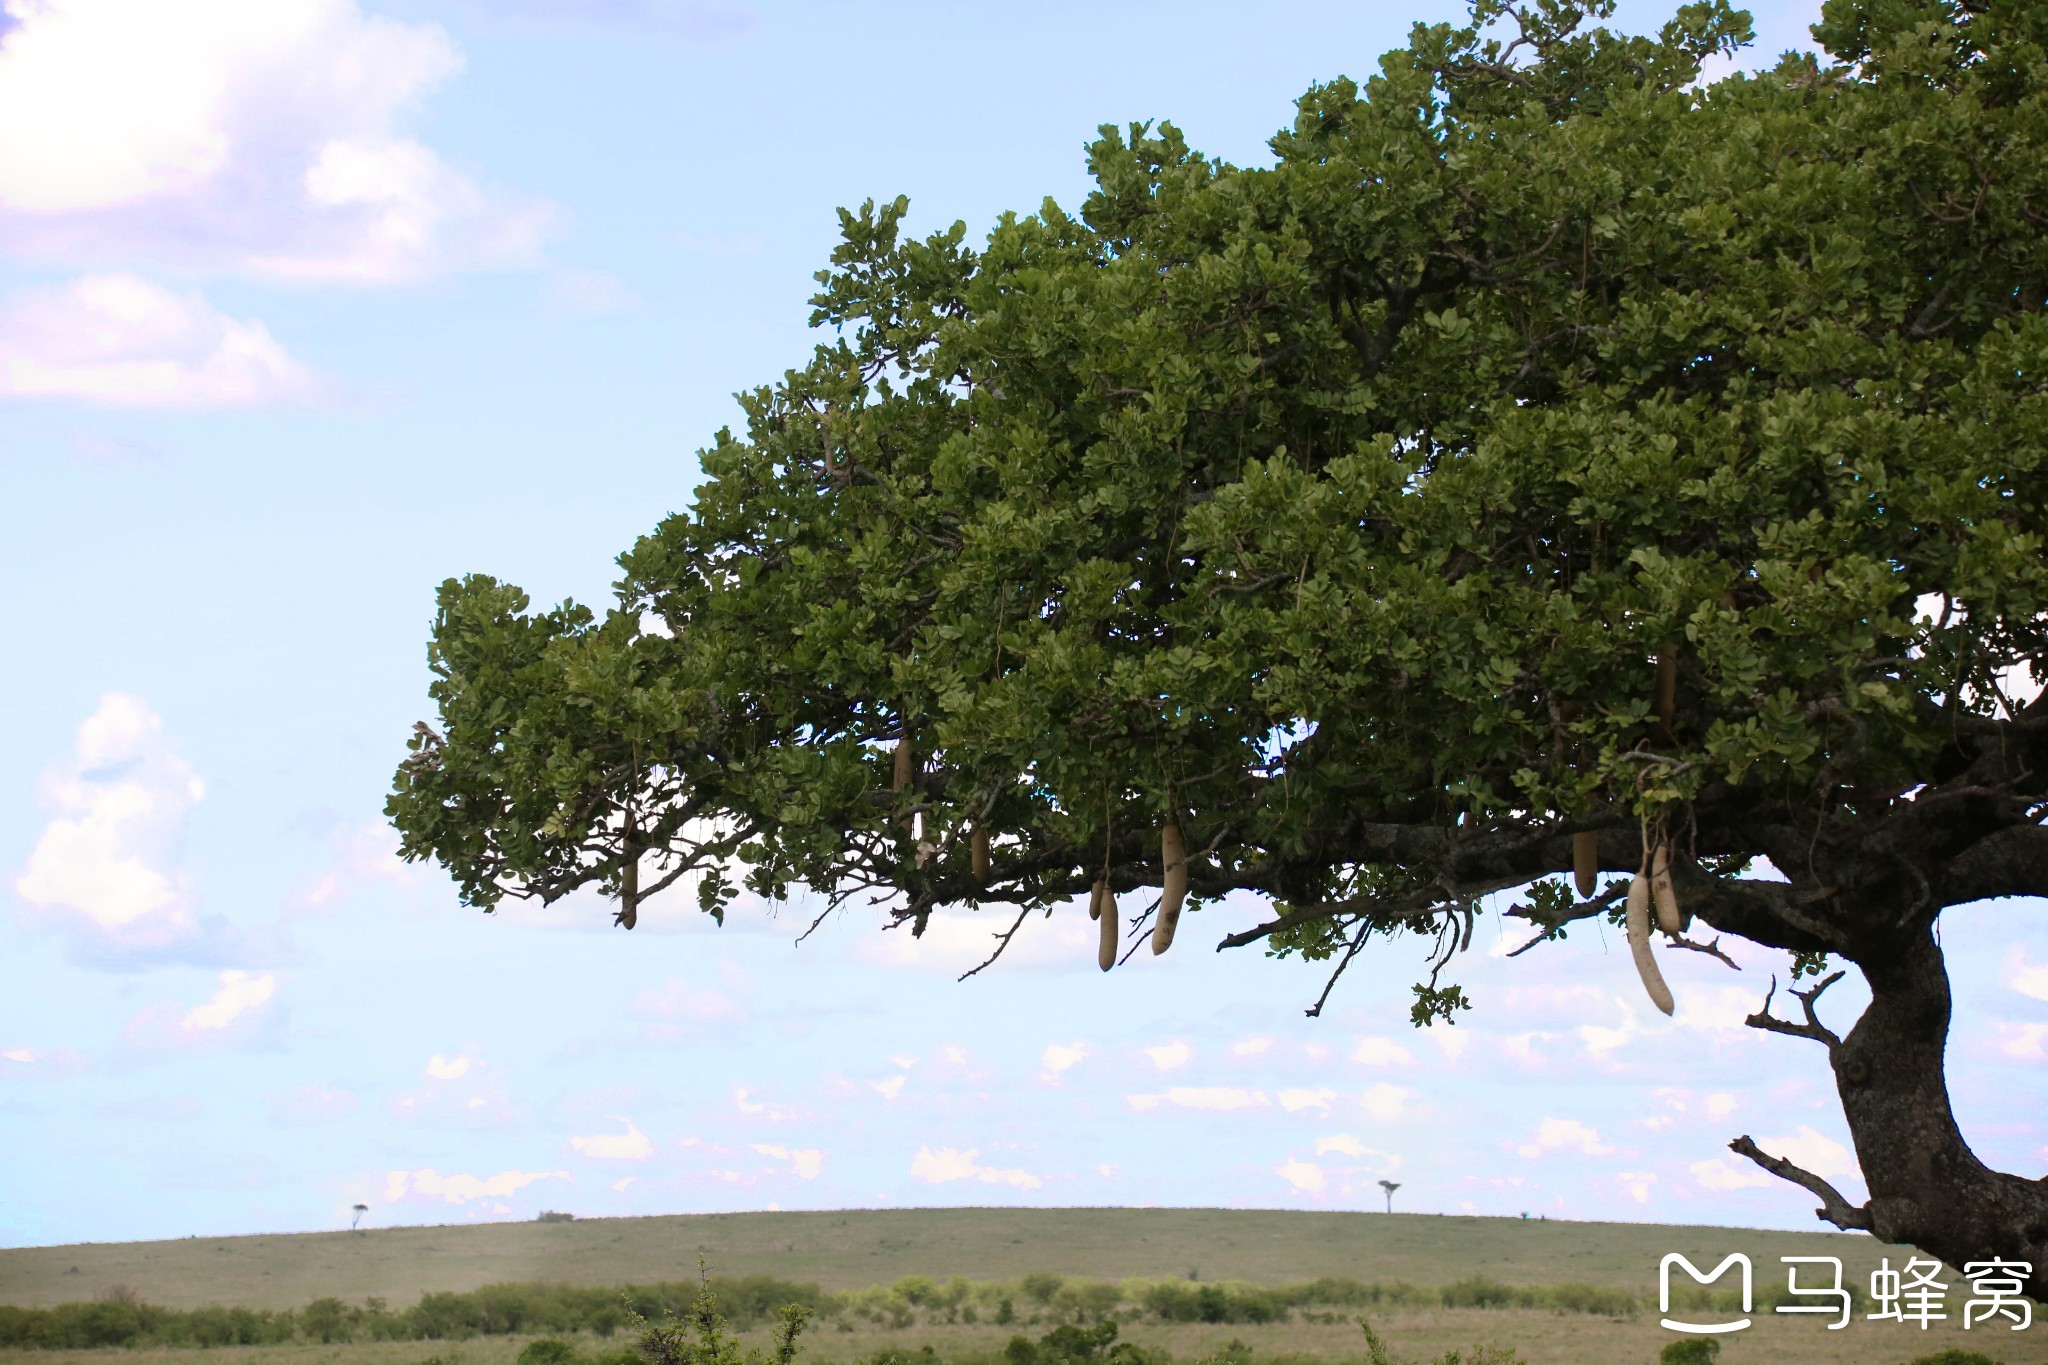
1743 970 1846 1048
1728 1135 1873 1232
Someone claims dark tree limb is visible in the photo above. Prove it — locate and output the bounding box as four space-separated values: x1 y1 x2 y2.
1728 1135 1874 1232
1743 971 1846 1048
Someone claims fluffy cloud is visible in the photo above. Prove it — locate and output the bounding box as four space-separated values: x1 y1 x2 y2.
1689 1157 1771 1191
1278 1087 1337 1115
1997 1021 2048 1061
390 1055 522 1127
124 970 281 1048
1513 1116 1614 1159
1760 1125 1857 1179
1359 1083 1412 1123
1275 1158 1325 1193
1143 1041 1192 1072
1040 1041 1090 1079
14 693 204 950
1126 1087 1271 1113
908 1145 1042 1191
0 0 549 282
1616 1170 1658 1204
2005 949 2048 1003
571 1118 654 1160
0 273 317 408
869 1075 907 1100
384 1167 569 1204
299 819 426 909
1351 1036 1414 1066
751 1143 824 1180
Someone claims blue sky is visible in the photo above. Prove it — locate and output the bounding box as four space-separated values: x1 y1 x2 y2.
6 0 2047 1255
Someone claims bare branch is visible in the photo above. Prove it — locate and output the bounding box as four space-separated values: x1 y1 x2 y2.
956 905 1037 982
1743 971 1846 1047
1665 933 1740 970
1729 1135 1873 1232
1304 920 1373 1019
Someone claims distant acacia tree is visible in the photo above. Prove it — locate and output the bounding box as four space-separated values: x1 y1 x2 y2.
390 0 2048 1289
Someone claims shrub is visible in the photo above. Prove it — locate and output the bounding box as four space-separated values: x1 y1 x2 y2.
1901 1353 2001 1365
1657 1340 1720 1365
1021 1275 1065 1305
518 1340 582 1365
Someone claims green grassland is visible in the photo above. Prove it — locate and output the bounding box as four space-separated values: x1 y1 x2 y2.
0 1208 1886 1311
0 1209 2035 1365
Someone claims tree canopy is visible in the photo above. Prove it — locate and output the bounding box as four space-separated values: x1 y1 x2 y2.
390 0 2048 1288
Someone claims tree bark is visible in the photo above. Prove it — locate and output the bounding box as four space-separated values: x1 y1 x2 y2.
1744 921 2048 1299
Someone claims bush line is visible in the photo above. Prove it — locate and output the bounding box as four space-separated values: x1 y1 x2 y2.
0 1271 1801 1351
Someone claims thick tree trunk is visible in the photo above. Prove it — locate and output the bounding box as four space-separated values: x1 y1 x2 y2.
1830 925 2048 1298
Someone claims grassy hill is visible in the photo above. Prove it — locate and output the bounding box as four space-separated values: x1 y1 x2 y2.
0 1206 1882 1311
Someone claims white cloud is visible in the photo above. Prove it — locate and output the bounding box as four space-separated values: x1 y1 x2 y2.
1675 985 1762 1033
1359 1083 1412 1123
181 970 277 1030
570 1119 653 1160
1126 1087 1271 1113
1704 1092 1740 1119
869 1075 906 1100
1514 1116 1614 1159
2005 950 2048 1003
1352 1037 1414 1066
1040 1041 1090 1076
1279 1087 1337 1115
385 1167 568 1204
0 274 316 408
1761 1125 1857 1179
1689 1157 1771 1191
300 819 425 908
852 906 1096 974
124 969 282 1049
2 1047 34 1064
425 1053 472 1080
908 1146 1041 1191
14 693 204 949
751 1144 824 1180
1617 1170 1657 1204
1143 1041 1192 1072
1230 1037 1273 1057
0 0 550 282
1426 1025 1470 1062
731 1087 802 1122
1998 1022 2048 1061
1275 1158 1325 1193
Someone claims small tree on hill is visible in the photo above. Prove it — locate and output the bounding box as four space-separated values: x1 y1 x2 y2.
389 0 2048 1290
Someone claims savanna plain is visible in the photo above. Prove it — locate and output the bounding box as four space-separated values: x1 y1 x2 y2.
0 1209 2035 1365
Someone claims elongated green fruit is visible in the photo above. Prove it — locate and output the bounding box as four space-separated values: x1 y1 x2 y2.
1650 839 1682 936
972 824 990 883
1627 871 1674 1015
1572 831 1598 899
1096 879 1117 971
1154 821 1187 955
